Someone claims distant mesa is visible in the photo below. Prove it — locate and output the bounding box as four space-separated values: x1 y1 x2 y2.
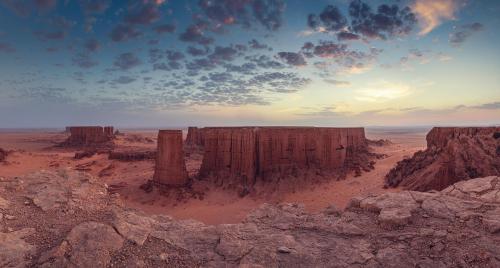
59 126 116 149
0 148 7 162
385 127 500 191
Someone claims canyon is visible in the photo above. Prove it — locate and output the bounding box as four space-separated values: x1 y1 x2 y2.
385 127 500 191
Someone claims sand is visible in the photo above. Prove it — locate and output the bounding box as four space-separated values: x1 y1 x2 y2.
0 127 427 225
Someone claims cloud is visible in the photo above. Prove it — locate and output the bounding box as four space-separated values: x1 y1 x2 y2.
252 0 285 31
187 46 210 56
355 81 412 102
79 0 110 14
470 102 500 110
348 1 417 40
72 53 98 68
109 24 142 42
276 52 307 66
84 39 100 52
248 39 270 50
112 76 136 84
154 24 176 34
197 0 285 31
307 1 417 40
114 52 142 70
208 45 239 62
307 5 347 32
179 22 214 45
449 22 484 46
34 0 57 10
124 3 160 25
165 50 184 61
0 42 16 53
324 79 351 87
413 0 465 35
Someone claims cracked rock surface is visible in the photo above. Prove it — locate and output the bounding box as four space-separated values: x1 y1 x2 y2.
1 170 500 267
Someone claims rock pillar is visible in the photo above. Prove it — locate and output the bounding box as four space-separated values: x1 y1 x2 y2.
153 130 188 186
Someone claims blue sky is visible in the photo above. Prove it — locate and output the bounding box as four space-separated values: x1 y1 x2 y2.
0 0 499 128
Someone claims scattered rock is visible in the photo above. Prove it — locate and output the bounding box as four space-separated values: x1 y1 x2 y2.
277 246 292 253
0 228 35 268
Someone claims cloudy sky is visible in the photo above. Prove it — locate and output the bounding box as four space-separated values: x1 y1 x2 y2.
0 0 499 128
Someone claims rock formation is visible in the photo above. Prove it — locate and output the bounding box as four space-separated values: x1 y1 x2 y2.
0 148 7 162
385 127 500 191
61 126 115 148
104 126 114 137
2 170 500 267
153 130 188 186
199 127 374 189
185 126 206 147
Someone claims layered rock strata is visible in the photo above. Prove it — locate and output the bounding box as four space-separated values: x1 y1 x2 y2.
2 170 500 267
153 130 188 186
199 127 372 188
62 126 115 147
385 127 500 191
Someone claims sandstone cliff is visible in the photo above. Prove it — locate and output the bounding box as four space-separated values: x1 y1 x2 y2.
199 127 374 190
385 127 500 191
1 170 500 267
61 126 115 148
185 126 206 147
153 130 188 186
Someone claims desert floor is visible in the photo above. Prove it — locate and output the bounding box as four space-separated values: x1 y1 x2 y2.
0 127 428 224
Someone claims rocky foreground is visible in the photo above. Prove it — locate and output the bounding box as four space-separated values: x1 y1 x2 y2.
1 171 500 267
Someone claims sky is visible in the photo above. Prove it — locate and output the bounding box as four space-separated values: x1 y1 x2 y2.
0 0 499 128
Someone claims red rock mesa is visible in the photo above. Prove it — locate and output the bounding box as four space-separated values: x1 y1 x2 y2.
153 130 188 186
185 126 206 147
385 127 500 191
199 127 373 188
62 126 115 147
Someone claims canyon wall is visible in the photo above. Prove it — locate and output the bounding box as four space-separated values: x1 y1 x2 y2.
153 130 188 186
64 126 114 147
185 126 207 146
385 127 500 191
199 127 370 188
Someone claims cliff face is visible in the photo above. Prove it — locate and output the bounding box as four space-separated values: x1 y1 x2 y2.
153 130 188 186
199 127 371 188
63 126 114 147
385 127 500 191
185 127 205 146
104 126 114 137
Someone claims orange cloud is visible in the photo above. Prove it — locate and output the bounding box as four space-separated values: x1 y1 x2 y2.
413 0 465 35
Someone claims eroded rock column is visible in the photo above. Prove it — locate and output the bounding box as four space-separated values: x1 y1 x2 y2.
153 130 188 186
